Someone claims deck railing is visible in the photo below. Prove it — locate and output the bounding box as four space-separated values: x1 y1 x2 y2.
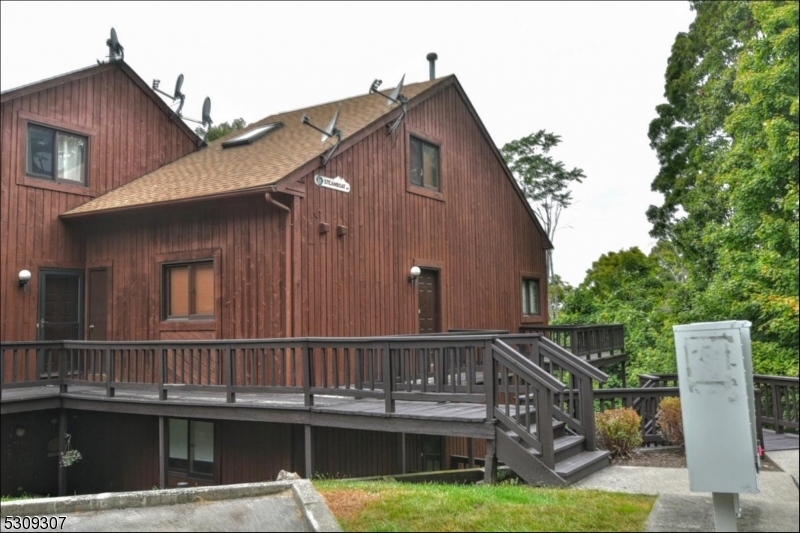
518 325 627 387
639 373 799 435
2 334 612 467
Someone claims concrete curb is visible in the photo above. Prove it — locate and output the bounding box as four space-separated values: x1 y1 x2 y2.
0 480 342 532
291 480 342 533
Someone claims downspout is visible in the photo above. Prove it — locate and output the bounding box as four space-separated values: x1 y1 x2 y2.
265 192 293 338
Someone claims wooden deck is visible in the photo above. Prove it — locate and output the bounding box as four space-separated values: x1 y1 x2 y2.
0 383 495 439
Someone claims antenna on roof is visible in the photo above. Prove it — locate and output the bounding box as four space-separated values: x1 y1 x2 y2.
182 97 214 140
152 74 186 116
369 74 408 135
301 104 343 167
106 28 124 62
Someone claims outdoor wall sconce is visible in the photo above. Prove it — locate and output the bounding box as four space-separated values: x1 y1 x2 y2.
409 266 421 283
18 270 31 291
15 428 26 437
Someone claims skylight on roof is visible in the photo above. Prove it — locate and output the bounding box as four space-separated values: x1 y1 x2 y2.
222 122 282 148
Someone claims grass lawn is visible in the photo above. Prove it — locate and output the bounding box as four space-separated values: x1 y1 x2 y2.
314 480 656 532
1 493 45 502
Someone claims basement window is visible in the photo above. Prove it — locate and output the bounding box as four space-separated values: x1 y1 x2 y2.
168 419 214 477
222 122 282 148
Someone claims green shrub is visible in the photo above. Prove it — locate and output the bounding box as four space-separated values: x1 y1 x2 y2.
657 397 684 446
596 408 643 457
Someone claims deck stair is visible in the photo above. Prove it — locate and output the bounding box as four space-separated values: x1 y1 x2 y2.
488 338 611 486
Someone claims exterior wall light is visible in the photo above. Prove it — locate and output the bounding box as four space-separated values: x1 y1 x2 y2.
409 266 421 283
19 270 32 291
15 428 26 437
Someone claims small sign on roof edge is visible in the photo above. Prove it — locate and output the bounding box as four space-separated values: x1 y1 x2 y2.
315 175 350 193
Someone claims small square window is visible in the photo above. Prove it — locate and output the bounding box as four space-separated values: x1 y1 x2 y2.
163 261 214 320
410 136 440 191
26 123 87 185
522 278 540 317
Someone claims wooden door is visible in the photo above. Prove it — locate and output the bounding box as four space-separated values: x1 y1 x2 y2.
39 271 83 340
418 269 441 334
87 269 108 340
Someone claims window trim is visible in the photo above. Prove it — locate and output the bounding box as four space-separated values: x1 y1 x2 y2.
167 418 215 480
163 259 215 321
520 273 543 321
16 111 98 197
154 249 220 334
406 128 445 202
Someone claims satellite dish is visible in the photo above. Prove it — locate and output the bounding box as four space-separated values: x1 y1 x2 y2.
106 28 124 60
388 74 405 106
301 105 344 167
368 73 408 134
202 97 212 128
322 104 341 142
174 74 184 99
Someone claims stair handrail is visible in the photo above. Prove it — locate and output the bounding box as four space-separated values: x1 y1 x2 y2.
493 339 565 393
538 336 609 383
489 339 564 468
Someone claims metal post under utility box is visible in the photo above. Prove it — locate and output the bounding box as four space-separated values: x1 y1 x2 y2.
673 321 761 532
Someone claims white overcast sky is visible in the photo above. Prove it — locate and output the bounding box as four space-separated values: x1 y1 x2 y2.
1 1 695 286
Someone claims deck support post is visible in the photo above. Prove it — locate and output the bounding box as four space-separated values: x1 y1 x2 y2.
58 410 67 496
401 433 408 474
467 438 475 468
484 439 497 484
158 416 167 489
304 425 314 480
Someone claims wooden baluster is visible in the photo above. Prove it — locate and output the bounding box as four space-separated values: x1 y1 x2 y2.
383 343 394 413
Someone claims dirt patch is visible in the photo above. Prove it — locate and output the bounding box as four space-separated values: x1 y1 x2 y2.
614 448 782 471
319 489 381 522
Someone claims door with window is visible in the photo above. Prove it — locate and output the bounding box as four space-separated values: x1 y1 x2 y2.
418 269 441 334
39 270 83 340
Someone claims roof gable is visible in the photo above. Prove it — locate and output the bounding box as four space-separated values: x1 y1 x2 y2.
62 77 447 216
1 60 201 147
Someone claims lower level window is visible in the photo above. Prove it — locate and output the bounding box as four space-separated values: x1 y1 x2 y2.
169 419 214 476
522 278 540 317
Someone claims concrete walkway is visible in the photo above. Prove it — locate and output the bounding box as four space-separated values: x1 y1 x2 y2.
766 450 799 488
574 466 799 532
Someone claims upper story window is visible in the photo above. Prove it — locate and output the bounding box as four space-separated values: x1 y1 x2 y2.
163 261 214 320
522 278 541 317
410 136 440 191
26 124 88 185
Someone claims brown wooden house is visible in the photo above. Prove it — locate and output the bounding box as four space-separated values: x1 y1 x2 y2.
2 57 617 497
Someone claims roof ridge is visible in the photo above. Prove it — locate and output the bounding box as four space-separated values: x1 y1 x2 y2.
210 77 451 145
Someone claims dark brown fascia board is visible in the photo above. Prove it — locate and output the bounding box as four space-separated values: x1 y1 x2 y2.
1 60 203 148
115 61 203 147
1 62 116 103
59 182 299 221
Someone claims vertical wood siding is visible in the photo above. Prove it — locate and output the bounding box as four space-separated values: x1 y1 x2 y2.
0 409 60 497
297 84 548 336
1 65 197 342
83 197 286 340
67 410 159 494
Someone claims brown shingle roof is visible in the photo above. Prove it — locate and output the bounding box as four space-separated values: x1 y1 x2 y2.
63 77 449 216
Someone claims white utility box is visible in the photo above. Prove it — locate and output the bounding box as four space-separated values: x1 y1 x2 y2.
673 320 761 494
